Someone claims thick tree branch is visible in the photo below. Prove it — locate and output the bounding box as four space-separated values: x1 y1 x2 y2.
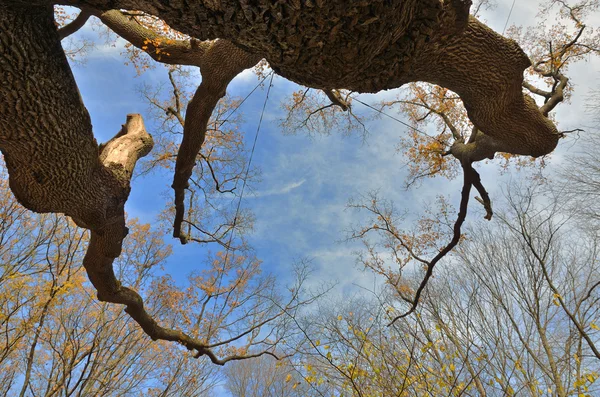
94 9 210 66
0 4 272 364
411 17 560 162
57 9 92 39
170 40 260 244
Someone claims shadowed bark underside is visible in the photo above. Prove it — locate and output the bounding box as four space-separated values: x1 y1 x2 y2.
50 0 559 159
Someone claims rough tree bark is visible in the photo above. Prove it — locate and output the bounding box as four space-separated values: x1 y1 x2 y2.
79 0 561 231
0 0 563 355
0 3 154 343
42 0 558 161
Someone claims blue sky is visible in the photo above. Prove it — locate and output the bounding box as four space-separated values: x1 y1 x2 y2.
64 1 600 394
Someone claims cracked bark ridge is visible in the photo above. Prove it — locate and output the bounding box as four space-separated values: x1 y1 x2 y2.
66 0 446 91
0 3 153 295
1 4 105 230
0 3 189 352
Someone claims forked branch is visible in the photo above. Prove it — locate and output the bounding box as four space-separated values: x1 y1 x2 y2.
94 7 261 243
389 162 491 325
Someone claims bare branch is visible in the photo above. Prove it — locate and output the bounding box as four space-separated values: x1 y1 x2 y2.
389 163 490 324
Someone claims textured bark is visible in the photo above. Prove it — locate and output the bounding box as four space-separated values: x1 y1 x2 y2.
416 17 559 161
0 5 152 250
8 0 559 158
55 0 448 91
0 4 110 230
51 0 558 161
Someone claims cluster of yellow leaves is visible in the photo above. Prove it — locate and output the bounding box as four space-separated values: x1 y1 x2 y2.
383 83 467 182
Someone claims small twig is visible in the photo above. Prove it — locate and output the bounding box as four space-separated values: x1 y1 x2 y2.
559 128 584 137
199 152 236 194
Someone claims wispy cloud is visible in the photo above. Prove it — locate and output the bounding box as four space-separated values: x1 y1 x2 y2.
251 179 306 198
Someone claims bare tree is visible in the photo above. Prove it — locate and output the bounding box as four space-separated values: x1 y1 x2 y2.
296 178 600 396
223 355 310 397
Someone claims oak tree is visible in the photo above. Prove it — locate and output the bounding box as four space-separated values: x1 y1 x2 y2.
0 0 595 359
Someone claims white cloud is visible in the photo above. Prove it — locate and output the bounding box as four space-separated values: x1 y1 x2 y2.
251 179 306 198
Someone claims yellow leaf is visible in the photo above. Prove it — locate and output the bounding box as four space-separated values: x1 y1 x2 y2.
587 373 596 383
285 373 292 383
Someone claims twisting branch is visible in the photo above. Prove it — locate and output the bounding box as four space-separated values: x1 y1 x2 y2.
171 42 259 243
86 115 285 364
522 81 552 100
471 168 493 220
389 162 490 325
525 1 596 117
